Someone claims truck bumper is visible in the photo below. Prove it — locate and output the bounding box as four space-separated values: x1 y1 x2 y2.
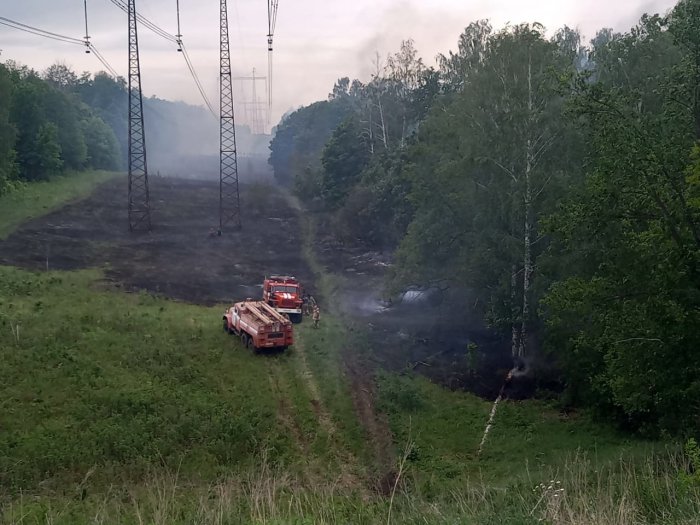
276 307 302 314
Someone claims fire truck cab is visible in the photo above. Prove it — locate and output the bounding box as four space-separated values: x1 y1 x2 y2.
262 275 304 323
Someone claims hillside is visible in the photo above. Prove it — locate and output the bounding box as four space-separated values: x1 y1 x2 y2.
0 174 698 524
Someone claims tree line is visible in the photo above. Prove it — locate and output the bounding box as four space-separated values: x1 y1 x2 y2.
0 59 244 193
269 0 700 436
0 62 122 193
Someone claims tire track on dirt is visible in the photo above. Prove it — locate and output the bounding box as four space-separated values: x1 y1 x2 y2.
267 361 308 456
291 195 380 496
291 337 370 496
342 348 396 493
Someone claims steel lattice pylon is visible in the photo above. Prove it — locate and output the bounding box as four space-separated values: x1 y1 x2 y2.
127 0 151 231
219 0 241 231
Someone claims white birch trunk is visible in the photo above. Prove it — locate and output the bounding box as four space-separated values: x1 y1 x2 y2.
518 50 534 359
401 114 406 148
377 97 389 149
511 264 519 358
368 105 374 155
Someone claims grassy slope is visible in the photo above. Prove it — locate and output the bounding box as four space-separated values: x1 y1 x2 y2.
296 212 700 523
0 179 698 523
0 170 118 240
0 268 289 488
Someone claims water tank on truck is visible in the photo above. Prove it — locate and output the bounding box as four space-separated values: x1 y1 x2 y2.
223 299 294 352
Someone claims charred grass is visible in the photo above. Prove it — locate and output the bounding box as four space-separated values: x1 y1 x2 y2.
0 171 118 240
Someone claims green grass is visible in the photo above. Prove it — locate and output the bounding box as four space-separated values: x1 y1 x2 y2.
377 373 662 484
0 170 118 239
1 269 699 524
0 267 298 490
0 185 699 523
296 214 369 461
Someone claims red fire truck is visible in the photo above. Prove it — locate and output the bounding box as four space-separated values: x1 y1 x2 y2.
223 299 294 352
262 275 304 323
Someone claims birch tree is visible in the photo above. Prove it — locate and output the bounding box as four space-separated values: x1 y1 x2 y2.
395 24 584 358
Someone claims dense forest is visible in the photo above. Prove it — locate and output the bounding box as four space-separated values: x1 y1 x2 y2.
269 0 700 436
0 60 270 194
0 62 121 193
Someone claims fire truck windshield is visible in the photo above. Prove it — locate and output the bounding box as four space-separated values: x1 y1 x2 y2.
272 285 297 293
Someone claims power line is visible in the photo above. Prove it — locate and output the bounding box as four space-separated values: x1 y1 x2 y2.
181 43 217 118
107 0 216 118
89 44 120 78
173 1 215 118
0 17 84 46
0 16 121 78
107 0 177 43
83 1 120 77
3 6 214 118
176 0 182 45
268 1 279 37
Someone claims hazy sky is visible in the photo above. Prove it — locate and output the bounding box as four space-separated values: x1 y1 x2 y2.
1 0 677 130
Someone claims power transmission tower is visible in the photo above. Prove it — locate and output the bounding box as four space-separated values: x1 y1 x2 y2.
219 0 241 231
233 69 269 134
127 0 151 231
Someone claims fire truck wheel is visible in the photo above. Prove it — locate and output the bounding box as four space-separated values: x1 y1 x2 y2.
223 320 229 333
240 333 246 346
245 336 254 351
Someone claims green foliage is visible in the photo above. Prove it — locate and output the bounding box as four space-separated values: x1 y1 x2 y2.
32 122 63 178
75 71 127 166
269 41 432 244
334 151 413 248
0 64 18 194
543 8 700 435
320 117 370 208
394 23 584 344
2 62 121 179
43 84 87 170
270 4 700 438
82 115 120 170
269 99 354 189
678 438 700 489
0 268 286 488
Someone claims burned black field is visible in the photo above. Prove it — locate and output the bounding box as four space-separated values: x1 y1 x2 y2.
0 175 519 398
312 215 521 400
0 177 314 305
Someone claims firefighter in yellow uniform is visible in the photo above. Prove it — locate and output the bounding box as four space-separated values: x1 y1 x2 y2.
312 305 320 328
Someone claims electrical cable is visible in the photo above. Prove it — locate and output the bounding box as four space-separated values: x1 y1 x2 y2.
180 43 217 118
107 0 177 43
0 17 84 45
89 44 120 78
106 0 216 117
0 16 122 78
